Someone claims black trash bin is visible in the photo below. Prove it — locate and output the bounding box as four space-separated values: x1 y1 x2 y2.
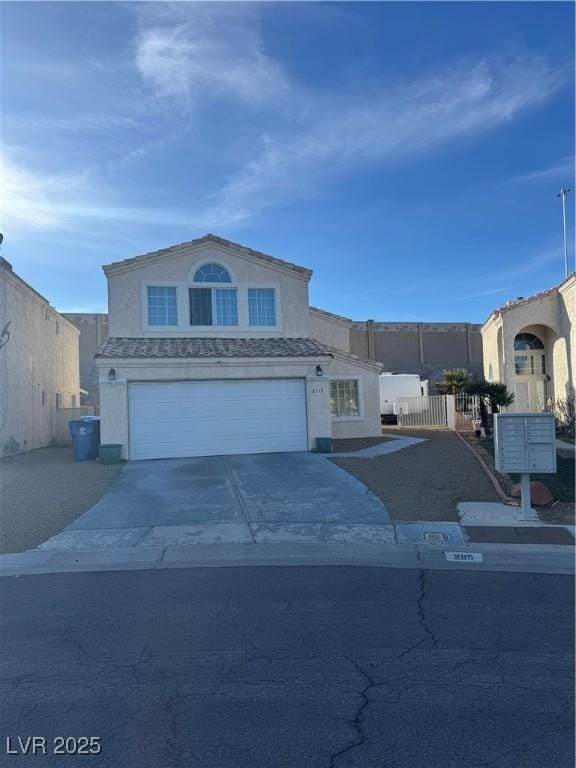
69 417 100 461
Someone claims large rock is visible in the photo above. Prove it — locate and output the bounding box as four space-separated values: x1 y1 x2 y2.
510 480 554 507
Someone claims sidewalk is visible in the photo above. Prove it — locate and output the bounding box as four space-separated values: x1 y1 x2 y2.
0 517 572 578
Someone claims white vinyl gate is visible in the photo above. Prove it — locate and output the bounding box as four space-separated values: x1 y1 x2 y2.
395 394 482 429
395 395 448 428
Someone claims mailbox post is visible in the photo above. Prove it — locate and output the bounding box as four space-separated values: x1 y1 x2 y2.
494 413 557 520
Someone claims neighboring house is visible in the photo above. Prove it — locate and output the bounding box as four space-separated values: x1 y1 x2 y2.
62 312 108 406
95 234 382 460
0 257 82 455
482 273 576 412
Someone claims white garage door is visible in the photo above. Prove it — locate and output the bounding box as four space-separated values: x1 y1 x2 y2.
128 379 308 460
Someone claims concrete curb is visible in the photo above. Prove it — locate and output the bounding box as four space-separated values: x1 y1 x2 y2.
0 540 573 578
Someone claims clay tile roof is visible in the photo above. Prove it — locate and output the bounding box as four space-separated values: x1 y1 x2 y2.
95 337 332 359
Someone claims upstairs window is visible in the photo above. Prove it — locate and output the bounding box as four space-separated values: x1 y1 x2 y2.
193 263 231 283
147 287 178 326
189 288 238 326
248 288 276 326
190 263 237 326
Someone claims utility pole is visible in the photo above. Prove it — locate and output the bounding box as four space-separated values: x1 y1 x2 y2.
557 188 571 278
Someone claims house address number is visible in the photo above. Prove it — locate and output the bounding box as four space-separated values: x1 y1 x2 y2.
311 386 325 394
445 552 484 563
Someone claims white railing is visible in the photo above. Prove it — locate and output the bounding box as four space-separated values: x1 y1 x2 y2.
395 395 448 428
394 394 482 430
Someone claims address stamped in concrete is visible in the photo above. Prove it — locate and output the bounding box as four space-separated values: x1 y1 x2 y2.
445 551 484 563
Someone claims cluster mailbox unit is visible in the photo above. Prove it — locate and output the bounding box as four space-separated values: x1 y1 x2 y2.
494 413 556 519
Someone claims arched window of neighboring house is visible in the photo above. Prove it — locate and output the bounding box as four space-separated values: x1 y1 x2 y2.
514 332 544 351
514 332 546 376
189 263 237 325
193 263 232 283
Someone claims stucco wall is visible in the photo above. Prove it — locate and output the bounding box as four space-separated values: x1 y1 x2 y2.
308 309 351 351
0 262 80 455
106 243 311 339
558 277 575 402
63 313 109 405
482 316 503 383
96 358 334 458
328 355 382 439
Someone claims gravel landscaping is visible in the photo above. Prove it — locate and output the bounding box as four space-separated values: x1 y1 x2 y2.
461 433 575 526
331 436 394 453
331 430 500 522
0 448 123 553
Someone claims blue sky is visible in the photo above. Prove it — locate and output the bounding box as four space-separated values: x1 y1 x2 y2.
1 1 574 322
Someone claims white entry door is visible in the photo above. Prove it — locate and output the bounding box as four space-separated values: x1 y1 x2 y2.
128 379 308 460
514 381 530 412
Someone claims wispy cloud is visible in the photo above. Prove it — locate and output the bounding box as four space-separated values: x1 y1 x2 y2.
0 151 242 235
509 155 575 184
484 246 568 286
135 3 290 106
460 286 513 300
204 55 567 224
5 113 138 134
1 153 91 229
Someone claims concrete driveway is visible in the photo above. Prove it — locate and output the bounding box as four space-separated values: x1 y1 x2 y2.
42 452 391 549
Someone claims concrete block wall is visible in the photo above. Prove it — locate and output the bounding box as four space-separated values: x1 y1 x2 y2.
349 321 483 388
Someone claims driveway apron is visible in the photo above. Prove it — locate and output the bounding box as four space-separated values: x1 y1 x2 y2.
60 452 390 546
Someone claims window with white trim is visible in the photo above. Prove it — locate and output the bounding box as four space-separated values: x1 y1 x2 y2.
147 287 178 326
189 263 238 326
248 288 276 326
189 287 238 326
193 263 231 283
330 380 360 418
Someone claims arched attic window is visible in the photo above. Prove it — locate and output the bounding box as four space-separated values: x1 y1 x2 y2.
190 263 237 325
193 263 231 283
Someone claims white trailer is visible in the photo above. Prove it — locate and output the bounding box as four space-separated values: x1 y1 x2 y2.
379 373 428 421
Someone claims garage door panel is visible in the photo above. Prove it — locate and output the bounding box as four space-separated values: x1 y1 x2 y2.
128 380 308 459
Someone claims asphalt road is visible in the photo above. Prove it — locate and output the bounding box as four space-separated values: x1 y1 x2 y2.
1 566 573 768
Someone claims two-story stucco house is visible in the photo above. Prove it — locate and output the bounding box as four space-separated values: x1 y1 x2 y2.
96 235 382 460
0 257 81 455
482 273 575 412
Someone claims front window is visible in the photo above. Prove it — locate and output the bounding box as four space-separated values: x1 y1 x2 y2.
330 380 360 418
147 287 178 326
248 288 276 326
189 287 238 326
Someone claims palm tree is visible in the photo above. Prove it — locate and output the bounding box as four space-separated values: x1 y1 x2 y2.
485 382 515 414
464 378 514 434
436 368 472 395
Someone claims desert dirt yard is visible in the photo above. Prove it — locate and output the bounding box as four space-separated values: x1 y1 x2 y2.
0 448 123 553
331 429 500 522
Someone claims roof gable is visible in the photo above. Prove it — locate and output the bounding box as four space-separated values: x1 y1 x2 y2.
103 234 312 281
